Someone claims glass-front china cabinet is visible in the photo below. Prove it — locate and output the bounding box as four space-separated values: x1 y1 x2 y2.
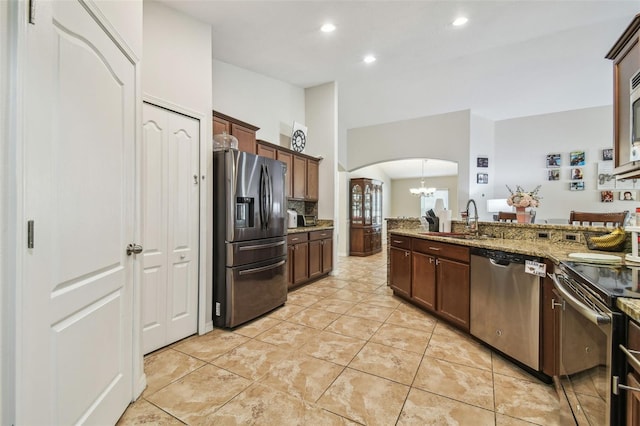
350 178 383 256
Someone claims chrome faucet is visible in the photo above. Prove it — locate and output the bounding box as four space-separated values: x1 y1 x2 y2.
465 199 479 236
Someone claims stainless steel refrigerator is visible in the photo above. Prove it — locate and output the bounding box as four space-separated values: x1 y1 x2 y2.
213 148 287 328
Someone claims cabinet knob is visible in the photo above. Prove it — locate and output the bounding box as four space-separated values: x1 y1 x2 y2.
404 251 410 257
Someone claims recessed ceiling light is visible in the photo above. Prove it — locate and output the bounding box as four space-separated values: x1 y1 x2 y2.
363 55 376 64
452 16 468 27
321 23 336 33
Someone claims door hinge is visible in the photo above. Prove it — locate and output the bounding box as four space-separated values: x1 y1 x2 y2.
27 220 34 248
28 0 36 24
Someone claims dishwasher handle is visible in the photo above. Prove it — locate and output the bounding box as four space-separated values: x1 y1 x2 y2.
489 258 511 267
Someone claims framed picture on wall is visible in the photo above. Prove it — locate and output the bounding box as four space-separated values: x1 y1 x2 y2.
620 191 636 201
601 191 614 203
547 169 560 181
477 173 488 184
546 153 561 167
570 182 585 191
570 151 586 166
571 168 584 180
602 148 613 161
477 156 488 168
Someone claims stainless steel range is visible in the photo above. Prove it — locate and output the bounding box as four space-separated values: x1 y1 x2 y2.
551 261 640 425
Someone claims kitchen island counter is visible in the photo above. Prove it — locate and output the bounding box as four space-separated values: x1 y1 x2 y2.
389 227 621 264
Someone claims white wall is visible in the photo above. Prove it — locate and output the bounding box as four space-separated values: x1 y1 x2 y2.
391 176 459 218
143 2 211 115
212 60 305 145
143 1 213 329
493 106 616 222
469 114 496 220
1 0 10 421
347 110 471 213
305 82 337 221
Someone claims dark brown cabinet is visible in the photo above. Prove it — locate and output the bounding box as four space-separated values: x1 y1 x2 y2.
287 229 333 289
287 233 309 288
255 139 319 201
212 111 259 155
390 234 470 331
606 14 640 178
411 251 436 310
309 230 332 279
411 238 470 331
626 373 640 425
436 257 470 330
625 319 640 425
389 236 412 298
256 140 276 159
277 150 293 198
350 178 382 256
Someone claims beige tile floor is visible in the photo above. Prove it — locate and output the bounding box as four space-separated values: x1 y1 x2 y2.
118 248 563 425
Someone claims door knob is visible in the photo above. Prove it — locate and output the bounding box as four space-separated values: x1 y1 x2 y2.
126 243 143 256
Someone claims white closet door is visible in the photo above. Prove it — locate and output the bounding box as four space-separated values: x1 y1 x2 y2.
20 1 136 424
142 103 199 354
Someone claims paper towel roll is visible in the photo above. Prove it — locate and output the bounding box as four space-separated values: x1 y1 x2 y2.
434 198 445 216
438 209 452 232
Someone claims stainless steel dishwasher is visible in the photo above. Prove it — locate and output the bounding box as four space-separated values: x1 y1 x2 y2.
470 247 541 370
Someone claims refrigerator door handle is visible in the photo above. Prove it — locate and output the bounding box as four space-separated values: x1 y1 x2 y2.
264 164 272 228
260 164 268 229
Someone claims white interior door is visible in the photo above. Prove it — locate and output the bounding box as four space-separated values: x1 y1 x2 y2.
142 103 199 355
20 1 136 424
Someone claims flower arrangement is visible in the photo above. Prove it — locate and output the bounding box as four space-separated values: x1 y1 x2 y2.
506 185 541 208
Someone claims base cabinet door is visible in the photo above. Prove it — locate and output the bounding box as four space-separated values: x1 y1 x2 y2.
627 373 640 426
292 242 309 285
412 252 436 311
390 246 411 298
308 239 323 279
322 237 333 274
437 258 470 331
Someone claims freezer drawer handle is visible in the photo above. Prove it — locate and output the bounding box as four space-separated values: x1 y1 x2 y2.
238 259 286 276
239 240 286 251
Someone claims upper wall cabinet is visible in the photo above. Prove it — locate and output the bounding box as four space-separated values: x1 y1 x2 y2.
256 139 320 201
213 111 259 155
606 14 640 179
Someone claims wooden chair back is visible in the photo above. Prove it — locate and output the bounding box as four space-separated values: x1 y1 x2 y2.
568 211 628 226
497 212 517 222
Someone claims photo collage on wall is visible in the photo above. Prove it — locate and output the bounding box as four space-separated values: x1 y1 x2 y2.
597 148 637 202
546 152 586 190
476 156 488 184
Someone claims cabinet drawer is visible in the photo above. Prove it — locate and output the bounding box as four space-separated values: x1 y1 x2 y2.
287 233 309 244
390 235 411 249
310 230 332 241
412 239 469 262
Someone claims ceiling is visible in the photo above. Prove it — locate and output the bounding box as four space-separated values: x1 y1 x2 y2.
157 0 638 178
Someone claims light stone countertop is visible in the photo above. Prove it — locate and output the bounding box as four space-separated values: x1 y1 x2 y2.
388 228 622 264
287 225 334 235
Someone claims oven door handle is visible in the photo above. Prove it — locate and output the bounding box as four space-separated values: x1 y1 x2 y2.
549 273 611 326
620 344 640 376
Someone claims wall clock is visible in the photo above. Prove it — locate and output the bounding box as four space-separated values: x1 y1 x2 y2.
291 129 306 152
291 121 307 153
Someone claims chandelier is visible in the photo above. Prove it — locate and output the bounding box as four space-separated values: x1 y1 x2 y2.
409 159 436 196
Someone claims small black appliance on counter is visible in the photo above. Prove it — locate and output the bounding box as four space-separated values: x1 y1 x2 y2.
297 215 317 227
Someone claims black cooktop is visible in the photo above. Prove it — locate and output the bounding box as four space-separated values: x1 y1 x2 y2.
561 261 640 305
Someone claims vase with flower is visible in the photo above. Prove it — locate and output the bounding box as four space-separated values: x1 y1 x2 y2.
506 185 541 223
